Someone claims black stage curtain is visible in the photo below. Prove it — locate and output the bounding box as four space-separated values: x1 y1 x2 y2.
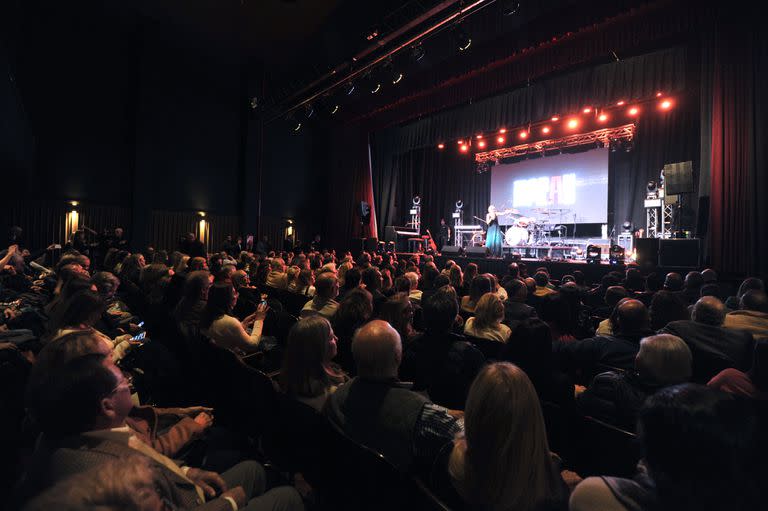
372 47 700 239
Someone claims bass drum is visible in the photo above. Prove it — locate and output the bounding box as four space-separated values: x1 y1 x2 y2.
505 226 529 246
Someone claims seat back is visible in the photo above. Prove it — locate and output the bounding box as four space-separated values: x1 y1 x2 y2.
569 414 641 477
465 335 504 360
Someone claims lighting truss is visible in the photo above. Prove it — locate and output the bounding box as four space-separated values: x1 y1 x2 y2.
474 124 636 163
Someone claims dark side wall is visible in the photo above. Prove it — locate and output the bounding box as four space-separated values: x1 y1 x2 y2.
1 1 318 249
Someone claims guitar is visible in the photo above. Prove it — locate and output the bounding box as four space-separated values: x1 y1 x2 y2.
425 229 438 252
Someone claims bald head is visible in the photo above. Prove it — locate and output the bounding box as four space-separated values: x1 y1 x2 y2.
352 320 402 379
615 299 650 334
741 290 768 313
692 296 726 326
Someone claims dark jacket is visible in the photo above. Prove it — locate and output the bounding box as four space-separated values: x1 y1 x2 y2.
323 377 429 471
400 331 486 410
554 331 654 378
576 371 663 430
662 320 755 383
502 300 537 327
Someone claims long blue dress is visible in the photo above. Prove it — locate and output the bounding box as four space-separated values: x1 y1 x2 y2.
485 215 503 257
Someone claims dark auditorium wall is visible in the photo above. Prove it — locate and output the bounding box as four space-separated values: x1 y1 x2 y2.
1 1 320 250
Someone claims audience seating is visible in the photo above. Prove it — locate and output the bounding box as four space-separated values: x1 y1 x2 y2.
465 335 504 360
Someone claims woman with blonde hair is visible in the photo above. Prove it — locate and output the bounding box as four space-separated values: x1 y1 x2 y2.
464 292 511 342
279 315 348 410
450 363 569 511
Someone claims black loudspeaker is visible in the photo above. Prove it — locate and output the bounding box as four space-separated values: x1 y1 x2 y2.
464 246 488 258
358 201 371 224
664 161 694 196
441 245 462 256
659 239 700 267
363 237 378 252
634 238 660 266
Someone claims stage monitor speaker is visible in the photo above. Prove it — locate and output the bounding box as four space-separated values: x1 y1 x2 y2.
634 238 659 266
464 246 488 258
659 238 700 268
363 237 378 252
664 161 694 196
441 245 462 256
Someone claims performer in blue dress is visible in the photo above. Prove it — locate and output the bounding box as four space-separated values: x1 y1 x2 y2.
485 205 503 257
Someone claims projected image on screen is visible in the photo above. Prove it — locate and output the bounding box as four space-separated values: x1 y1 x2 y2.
490 147 609 224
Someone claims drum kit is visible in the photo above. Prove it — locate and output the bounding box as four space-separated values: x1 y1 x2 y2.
470 207 572 247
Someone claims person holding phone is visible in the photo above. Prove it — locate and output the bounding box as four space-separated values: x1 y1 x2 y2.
201 282 269 354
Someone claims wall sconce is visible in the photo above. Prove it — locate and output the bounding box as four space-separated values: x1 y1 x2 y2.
197 212 208 245
65 201 80 243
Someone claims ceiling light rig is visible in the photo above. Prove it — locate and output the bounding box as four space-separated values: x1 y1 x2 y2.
453 26 472 52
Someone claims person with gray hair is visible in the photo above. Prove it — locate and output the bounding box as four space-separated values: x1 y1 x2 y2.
662 296 755 383
576 334 693 429
323 320 463 472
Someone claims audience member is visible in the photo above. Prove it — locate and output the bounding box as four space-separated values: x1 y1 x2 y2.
449 363 569 511
648 290 689 331
708 340 768 399
323 320 462 472
300 273 339 319
378 292 420 344
662 296 754 383
400 288 485 409
464 293 511 342
723 290 768 341
501 278 536 328
265 258 288 289
278 316 348 411
201 282 268 354
576 334 692 429
460 274 492 313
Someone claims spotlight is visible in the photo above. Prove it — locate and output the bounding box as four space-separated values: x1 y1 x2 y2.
586 244 602 264
344 81 356 96
460 144 470 153
542 126 550 134
457 139 464 145
304 103 315 119
455 200 464 209
609 245 625 265
624 139 633 152
453 26 472 51
656 91 663 97
249 97 259 109
411 43 426 62
628 107 639 116
478 140 487 148
497 136 506 144
476 134 483 139
437 143 445 149
391 71 403 85
412 196 421 206
622 221 632 232
501 1 521 16
365 27 379 41
551 116 559 121
659 99 672 110
286 114 301 132
567 119 579 129
363 72 381 94
519 131 528 139
598 113 608 122
616 100 625 106
583 107 592 114
329 103 340 115
499 128 507 134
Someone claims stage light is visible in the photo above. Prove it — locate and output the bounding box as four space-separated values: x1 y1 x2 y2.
519 131 528 139
583 107 592 114
454 26 472 51
609 244 625 265
249 97 259 110
286 114 301 132
457 139 464 145
366 28 379 41
660 100 672 110
476 134 483 139
542 126 551 134
551 116 559 121
499 128 507 134
437 143 445 149
497 136 506 144
391 71 403 85
411 43 426 62
477 140 486 148
628 107 639 116
616 100 625 106
598 113 608 122
586 245 602 264
622 221 632 232
460 144 469 153
656 91 663 97
501 1 521 16
567 119 579 129
304 103 315 119
363 71 381 94
343 82 355 96
455 200 464 210
329 104 340 115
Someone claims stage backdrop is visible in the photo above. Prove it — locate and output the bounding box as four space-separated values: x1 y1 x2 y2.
371 47 700 242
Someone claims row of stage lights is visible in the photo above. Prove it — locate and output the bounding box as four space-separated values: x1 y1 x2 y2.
437 93 675 152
